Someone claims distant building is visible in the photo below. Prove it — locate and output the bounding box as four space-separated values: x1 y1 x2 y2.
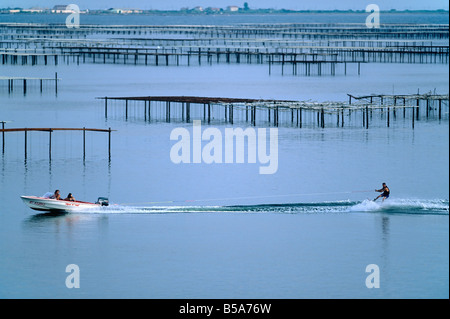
193 6 204 12
50 5 88 14
227 6 240 12
22 7 45 13
51 5 72 13
108 8 143 14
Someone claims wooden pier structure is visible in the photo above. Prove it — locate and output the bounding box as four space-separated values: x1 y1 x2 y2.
0 126 114 160
0 72 59 94
98 93 448 129
0 23 447 74
1 23 448 39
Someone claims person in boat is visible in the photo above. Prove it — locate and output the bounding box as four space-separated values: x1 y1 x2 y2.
50 189 62 200
64 193 75 201
374 183 390 202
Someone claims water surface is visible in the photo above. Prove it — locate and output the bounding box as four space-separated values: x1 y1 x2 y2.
0 13 448 299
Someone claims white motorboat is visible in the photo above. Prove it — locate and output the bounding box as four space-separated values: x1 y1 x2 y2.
21 195 109 213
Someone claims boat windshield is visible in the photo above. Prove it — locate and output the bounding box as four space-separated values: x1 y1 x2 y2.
42 192 53 198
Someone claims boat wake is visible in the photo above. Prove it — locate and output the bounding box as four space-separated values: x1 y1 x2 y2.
348 198 449 214
78 198 449 215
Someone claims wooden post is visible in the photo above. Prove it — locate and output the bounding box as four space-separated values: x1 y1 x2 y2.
230 105 233 124
55 72 58 95
439 99 442 120
108 127 111 159
272 107 275 126
186 102 190 123
250 105 255 125
275 106 278 127
403 98 406 118
1 121 5 153
393 98 397 119
366 106 369 129
387 106 390 127
83 127 86 159
167 101 171 122
165 101 168 122
299 107 302 128
105 97 108 118
268 55 271 75
23 79 26 94
363 106 365 127
49 129 52 160
24 129 27 159
125 99 128 120
144 100 147 121
416 99 419 120
208 103 211 124
321 108 325 128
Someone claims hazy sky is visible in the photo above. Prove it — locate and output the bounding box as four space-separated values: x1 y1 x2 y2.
3 0 449 10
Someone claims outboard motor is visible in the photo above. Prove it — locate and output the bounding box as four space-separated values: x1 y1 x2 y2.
96 197 109 206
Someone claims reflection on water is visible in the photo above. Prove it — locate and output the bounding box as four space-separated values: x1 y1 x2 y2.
23 211 109 234
28 211 69 219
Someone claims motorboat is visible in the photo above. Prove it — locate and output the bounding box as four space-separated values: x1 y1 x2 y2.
21 194 109 213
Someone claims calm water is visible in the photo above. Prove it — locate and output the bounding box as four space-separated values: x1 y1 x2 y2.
0 13 449 299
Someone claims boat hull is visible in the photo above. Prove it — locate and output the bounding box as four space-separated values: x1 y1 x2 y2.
21 196 101 213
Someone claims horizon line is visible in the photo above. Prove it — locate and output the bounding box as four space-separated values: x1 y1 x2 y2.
1 7 449 12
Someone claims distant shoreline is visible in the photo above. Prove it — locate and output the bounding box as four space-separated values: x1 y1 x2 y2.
1 9 448 16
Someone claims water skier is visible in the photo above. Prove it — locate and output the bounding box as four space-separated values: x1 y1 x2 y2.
374 183 390 202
